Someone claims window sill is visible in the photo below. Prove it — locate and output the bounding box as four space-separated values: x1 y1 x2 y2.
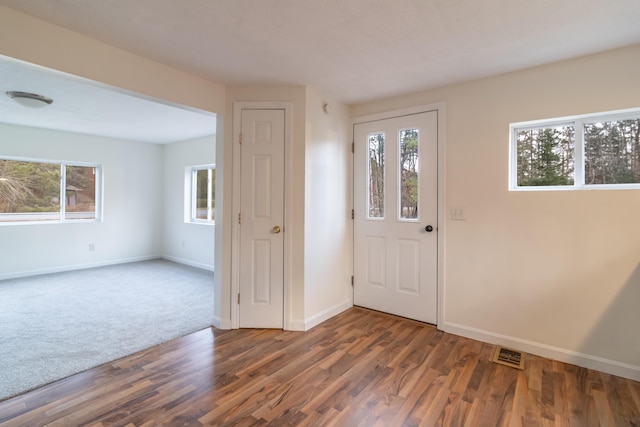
186 220 215 226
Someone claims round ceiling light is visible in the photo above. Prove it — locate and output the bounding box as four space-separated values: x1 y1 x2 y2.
6 91 54 108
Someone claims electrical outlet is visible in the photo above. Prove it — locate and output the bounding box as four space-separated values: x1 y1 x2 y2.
89 243 95 252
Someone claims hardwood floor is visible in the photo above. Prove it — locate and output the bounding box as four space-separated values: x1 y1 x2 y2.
0 307 638 426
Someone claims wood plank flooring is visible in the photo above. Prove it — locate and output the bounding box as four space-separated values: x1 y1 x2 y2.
0 307 638 426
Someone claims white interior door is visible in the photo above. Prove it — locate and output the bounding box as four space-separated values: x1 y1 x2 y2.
354 111 438 324
239 109 285 328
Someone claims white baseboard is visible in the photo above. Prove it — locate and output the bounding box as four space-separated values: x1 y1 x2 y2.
161 255 214 272
0 255 161 280
287 320 306 332
442 321 640 382
303 300 352 331
213 315 232 330
0 255 214 281
224 300 352 332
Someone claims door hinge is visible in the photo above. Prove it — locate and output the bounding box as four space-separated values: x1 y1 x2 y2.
237 293 240 304
351 209 354 220
351 276 354 287
239 132 243 144
238 213 242 224
351 141 354 153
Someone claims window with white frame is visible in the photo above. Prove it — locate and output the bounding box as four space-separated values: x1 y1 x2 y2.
510 108 640 190
188 165 215 223
0 157 101 223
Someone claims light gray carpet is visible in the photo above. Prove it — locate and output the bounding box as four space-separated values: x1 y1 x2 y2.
0 259 214 401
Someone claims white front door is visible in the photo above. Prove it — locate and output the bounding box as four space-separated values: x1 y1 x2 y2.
353 111 438 324
238 109 285 328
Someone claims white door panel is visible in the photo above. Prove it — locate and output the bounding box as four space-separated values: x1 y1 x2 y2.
239 109 285 328
354 111 438 324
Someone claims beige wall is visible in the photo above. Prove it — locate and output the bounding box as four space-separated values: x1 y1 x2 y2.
352 44 640 379
221 86 352 330
0 4 228 325
0 5 225 115
303 87 352 328
0 3 355 331
4 3 639 378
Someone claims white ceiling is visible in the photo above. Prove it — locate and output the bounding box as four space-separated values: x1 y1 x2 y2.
0 0 639 141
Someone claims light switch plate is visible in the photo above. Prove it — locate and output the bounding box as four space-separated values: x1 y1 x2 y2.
450 208 465 221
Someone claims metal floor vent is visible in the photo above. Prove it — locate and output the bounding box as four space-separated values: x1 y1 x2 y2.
492 346 525 370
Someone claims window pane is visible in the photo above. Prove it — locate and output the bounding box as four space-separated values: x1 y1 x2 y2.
516 126 575 186
368 133 385 218
0 159 60 222
584 119 640 185
399 129 419 219
195 169 208 220
65 165 96 220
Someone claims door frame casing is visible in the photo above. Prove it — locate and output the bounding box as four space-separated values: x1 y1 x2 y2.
231 101 293 330
351 102 446 328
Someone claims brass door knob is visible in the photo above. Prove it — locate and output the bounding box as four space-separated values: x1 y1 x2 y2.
272 225 282 234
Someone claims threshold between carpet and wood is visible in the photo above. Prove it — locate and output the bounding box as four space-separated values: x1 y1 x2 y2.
0 259 214 401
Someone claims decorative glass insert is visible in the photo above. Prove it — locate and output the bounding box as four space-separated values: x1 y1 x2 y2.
515 125 575 187
399 129 419 219
584 119 640 185
368 132 385 218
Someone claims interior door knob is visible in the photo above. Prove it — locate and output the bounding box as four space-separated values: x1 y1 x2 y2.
425 225 433 232
272 225 282 234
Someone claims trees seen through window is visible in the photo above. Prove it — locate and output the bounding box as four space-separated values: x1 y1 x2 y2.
512 110 640 190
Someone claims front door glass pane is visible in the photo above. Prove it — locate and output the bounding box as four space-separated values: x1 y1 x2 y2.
399 129 419 220
368 132 385 219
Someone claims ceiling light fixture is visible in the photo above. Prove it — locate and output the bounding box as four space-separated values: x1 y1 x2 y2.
6 91 54 108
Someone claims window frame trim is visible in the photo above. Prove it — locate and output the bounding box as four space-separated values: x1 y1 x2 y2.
509 107 640 191
0 155 103 225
